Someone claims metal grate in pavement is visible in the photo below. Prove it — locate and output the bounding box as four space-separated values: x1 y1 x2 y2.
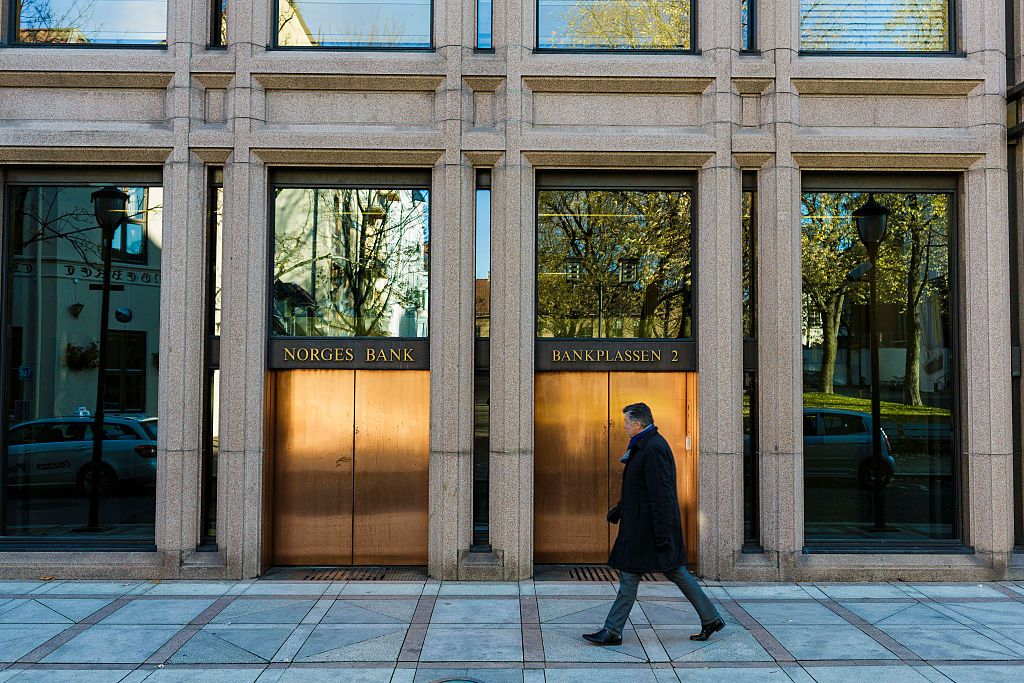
533 564 661 582
261 566 428 581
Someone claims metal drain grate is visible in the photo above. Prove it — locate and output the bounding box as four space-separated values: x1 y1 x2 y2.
261 566 428 581
534 564 661 582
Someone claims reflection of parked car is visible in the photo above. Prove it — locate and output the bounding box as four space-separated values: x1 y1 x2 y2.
6 416 157 494
804 409 894 488
744 408 894 489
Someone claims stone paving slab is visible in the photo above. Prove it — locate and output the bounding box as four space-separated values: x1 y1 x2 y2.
0 581 1021 680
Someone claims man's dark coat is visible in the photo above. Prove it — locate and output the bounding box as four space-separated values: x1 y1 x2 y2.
607 426 687 573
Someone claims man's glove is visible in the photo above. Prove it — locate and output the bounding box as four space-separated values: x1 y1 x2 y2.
607 505 621 524
655 538 671 552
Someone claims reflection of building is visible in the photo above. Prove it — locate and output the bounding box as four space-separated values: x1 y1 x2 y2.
1 1 1023 584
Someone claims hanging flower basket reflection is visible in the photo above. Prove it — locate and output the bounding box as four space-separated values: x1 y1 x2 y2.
65 341 100 371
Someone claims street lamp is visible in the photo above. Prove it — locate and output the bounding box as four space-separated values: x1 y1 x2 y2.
80 187 129 532
852 193 890 532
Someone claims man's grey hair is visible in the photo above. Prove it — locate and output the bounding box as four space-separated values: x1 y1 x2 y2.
622 403 654 427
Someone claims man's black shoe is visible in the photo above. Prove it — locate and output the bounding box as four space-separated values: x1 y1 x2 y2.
690 618 725 641
582 628 622 646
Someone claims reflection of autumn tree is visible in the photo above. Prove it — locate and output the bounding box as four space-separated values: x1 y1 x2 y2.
800 0 948 51
878 194 950 406
278 0 412 47
558 0 691 49
802 192 950 405
274 189 428 337
536 190 692 338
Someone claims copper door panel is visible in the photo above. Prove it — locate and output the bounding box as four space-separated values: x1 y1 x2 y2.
534 372 610 564
272 369 356 566
608 373 699 565
681 374 700 566
353 370 430 565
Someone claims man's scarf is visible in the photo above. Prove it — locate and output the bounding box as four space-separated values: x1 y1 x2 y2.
620 423 656 463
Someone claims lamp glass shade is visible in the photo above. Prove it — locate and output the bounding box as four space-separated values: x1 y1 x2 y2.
852 193 890 249
91 187 130 231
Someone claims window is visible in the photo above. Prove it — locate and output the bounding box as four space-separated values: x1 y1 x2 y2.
211 0 227 47
742 173 759 548
272 176 430 337
537 0 694 51
801 181 958 545
111 188 150 264
201 175 222 546
473 169 491 550
477 0 493 49
3 179 162 543
800 0 953 53
104 330 147 412
13 0 168 45
741 0 755 51
536 173 694 339
276 0 432 48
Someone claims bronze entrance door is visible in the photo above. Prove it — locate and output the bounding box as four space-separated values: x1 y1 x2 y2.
270 369 429 566
534 371 699 566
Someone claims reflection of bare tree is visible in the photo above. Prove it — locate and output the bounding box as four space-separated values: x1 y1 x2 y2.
536 190 692 339
17 0 97 43
274 188 428 337
13 186 161 272
557 0 691 49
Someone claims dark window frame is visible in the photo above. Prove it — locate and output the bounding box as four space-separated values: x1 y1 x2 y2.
798 0 961 57
270 0 435 51
533 169 699 343
266 168 432 342
104 329 147 413
534 0 699 54
799 172 964 552
6 0 169 48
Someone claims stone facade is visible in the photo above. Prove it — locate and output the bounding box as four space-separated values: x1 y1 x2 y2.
0 1 1019 581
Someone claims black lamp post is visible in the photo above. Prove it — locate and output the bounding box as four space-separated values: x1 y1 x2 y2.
81 187 129 532
852 193 890 531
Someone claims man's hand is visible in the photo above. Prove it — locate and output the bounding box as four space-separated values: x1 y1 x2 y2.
655 538 671 552
607 505 621 524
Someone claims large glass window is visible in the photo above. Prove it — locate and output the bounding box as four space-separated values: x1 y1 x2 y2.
800 0 952 53
201 177 222 547
14 0 167 45
2 181 162 542
277 0 432 48
272 185 429 337
537 185 693 339
801 186 957 544
537 0 693 51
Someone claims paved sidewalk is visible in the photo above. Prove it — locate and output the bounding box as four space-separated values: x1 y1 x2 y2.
0 579 1023 681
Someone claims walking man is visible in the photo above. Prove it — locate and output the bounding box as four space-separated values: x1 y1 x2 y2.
583 402 725 645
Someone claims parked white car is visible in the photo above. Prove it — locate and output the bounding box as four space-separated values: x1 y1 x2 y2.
6 416 157 494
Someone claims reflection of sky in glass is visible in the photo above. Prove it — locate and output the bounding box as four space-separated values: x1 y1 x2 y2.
282 0 431 47
477 0 492 48
800 0 948 52
475 189 490 280
18 0 167 44
537 0 691 50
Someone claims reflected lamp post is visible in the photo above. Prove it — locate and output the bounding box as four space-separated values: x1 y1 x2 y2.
852 193 890 532
80 187 129 532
